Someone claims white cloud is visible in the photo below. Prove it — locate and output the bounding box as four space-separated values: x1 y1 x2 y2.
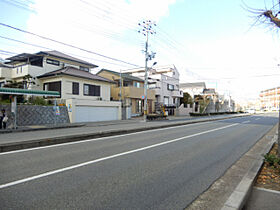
4 0 280 103
23 0 178 70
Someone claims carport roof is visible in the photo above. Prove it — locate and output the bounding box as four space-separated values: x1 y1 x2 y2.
0 87 60 97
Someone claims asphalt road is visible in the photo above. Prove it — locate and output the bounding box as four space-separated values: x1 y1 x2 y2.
0 113 278 210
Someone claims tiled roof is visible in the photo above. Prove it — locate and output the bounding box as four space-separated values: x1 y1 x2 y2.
37 51 97 68
203 88 216 94
37 66 114 83
6 51 97 68
0 63 11 68
98 69 144 82
180 82 206 88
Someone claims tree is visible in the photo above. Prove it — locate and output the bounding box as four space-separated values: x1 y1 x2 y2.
243 0 280 31
244 0 280 156
180 92 193 107
2 74 36 103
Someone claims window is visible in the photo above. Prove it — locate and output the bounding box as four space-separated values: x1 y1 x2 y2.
164 97 169 105
134 82 140 88
84 84 89 95
80 66 89 72
136 99 142 113
83 84 100 96
72 82 79 95
30 57 43 67
148 83 157 89
123 81 132 87
167 84 174 91
43 81 61 97
16 66 23 74
46 58 60 66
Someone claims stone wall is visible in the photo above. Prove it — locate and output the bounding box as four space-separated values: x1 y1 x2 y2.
0 104 70 127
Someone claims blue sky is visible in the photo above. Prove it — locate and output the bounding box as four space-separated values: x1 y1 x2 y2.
0 0 280 102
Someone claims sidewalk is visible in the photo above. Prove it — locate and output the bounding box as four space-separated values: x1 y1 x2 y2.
0 114 247 152
245 187 280 210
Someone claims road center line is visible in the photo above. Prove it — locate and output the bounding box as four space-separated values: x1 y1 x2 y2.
0 123 238 189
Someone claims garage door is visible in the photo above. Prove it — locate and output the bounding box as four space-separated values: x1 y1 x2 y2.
75 106 119 122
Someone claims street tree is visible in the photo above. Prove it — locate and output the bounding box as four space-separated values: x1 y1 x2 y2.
244 0 280 156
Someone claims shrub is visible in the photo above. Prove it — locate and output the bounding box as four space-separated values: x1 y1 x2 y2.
263 153 280 166
28 96 48 106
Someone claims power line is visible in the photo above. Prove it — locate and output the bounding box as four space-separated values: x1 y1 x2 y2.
2 0 36 13
0 36 138 68
6 0 187 63
73 0 187 58
0 35 53 50
0 22 141 67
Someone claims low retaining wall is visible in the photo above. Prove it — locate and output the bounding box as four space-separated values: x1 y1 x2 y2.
175 104 200 116
0 104 70 127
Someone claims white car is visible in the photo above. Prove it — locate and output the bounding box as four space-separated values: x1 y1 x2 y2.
247 109 256 114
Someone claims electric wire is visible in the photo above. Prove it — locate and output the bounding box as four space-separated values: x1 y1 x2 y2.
0 36 138 68
0 23 141 67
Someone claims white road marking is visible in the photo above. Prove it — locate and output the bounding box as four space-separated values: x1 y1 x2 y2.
0 123 238 189
242 121 250 124
0 121 212 156
255 118 260 121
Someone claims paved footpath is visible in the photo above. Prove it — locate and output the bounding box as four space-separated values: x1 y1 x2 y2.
0 114 248 152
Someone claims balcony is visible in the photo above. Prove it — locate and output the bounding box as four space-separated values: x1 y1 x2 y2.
172 89 183 98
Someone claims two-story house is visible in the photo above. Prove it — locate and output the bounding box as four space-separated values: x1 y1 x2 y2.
180 82 206 99
97 69 156 117
0 51 121 122
122 65 183 115
0 63 12 87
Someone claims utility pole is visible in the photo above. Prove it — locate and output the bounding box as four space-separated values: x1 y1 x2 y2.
138 20 156 122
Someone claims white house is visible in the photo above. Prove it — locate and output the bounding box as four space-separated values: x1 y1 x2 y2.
180 82 206 98
0 51 121 122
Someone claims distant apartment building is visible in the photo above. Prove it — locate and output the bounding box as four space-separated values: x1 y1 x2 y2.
260 87 280 110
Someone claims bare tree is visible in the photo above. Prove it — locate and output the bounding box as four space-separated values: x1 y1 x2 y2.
243 0 280 156
243 0 280 31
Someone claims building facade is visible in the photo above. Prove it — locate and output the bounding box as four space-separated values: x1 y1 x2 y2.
0 51 121 122
260 87 280 111
97 69 156 116
122 65 183 115
180 82 206 98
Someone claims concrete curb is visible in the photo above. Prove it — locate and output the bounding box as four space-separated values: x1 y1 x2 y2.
221 130 277 210
0 123 85 134
0 114 249 152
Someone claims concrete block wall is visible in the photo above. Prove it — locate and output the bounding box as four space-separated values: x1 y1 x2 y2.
0 104 70 127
